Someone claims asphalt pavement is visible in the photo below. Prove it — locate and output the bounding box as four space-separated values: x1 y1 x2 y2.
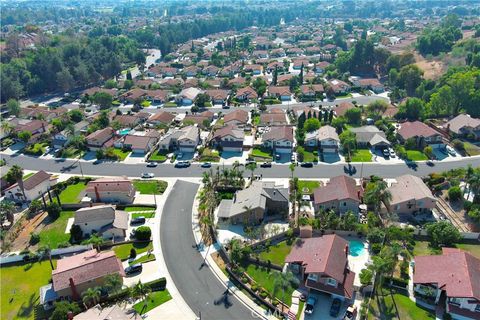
160 180 256 320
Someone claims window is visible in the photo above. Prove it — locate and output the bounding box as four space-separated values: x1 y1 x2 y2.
327 278 337 287
450 298 461 306
343 202 347 206
307 274 318 282
418 200 424 208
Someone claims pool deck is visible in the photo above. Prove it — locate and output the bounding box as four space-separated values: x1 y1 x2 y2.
345 237 370 288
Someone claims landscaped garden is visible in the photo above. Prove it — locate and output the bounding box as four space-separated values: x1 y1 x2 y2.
58 182 87 204
133 180 168 195
258 241 292 266
251 147 273 161
297 180 320 195
111 148 130 161
199 148 221 162
133 289 172 314
350 148 372 162
149 149 168 162
112 241 153 260
296 147 317 162
463 141 480 156
37 210 75 248
24 142 49 156
406 150 428 161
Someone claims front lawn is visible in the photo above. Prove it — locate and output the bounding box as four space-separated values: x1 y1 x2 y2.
133 289 172 314
258 241 292 266
464 141 480 156
406 150 428 161
297 180 320 195
164 102 178 108
133 180 168 195
199 148 221 162
251 147 273 160
1 260 56 320
112 241 153 260
350 149 372 162
38 211 75 248
149 149 168 162
129 253 156 265
132 212 155 219
297 148 317 162
124 206 156 212
112 148 130 161
59 182 87 204
24 143 48 156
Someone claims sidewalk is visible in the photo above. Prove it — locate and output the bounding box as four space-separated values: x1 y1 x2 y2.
190 185 277 320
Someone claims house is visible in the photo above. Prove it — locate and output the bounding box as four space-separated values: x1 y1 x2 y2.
85 177 136 204
147 111 176 126
13 119 48 136
446 114 480 140
217 181 288 225
74 304 142 320
300 84 324 98
211 125 245 153
268 86 292 101
223 109 249 127
205 89 230 106
314 61 330 74
305 125 340 153
285 234 355 301
40 250 124 309
334 102 355 117
183 111 214 128
183 65 201 77
85 127 115 151
20 106 68 121
349 126 391 149
202 65 220 77
114 114 141 128
259 111 288 126
413 248 480 320
397 121 443 148
157 125 200 153
235 86 258 102
53 120 89 149
386 174 436 216
176 87 202 106
262 126 294 155
350 77 384 93
328 79 351 95
244 64 263 75
313 175 362 215
115 133 158 154
73 205 128 239
4 170 57 203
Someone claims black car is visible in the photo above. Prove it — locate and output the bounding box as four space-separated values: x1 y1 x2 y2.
301 162 313 168
125 263 143 275
330 298 341 317
304 297 317 315
175 161 191 168
130 216 146 225
260 162 272 168
426 160 435 166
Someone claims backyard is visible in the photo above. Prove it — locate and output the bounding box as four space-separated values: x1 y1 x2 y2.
133 289 172 314
58 182 87 204
112 241 153 260
37 210 75 249
297 180 320 195
133 180 168 195
149 149 168 162
413 240 480 259
258 240 292 266
350 149 372 162
1 260 56 320
406 150 428 161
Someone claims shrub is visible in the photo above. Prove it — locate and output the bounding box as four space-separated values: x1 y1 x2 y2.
70 224 83 242
50 301 81 320
251 284 258 292
46 202 61 220
371 243 382 254
28 199 43 218
29 233 40 245
58 241 71 248
241 276 249 284
135 226 151 240
359 268 373 286
130 248 137 259
448 186 462 201
452 139 465 151
426 221 461 247
259 291 268 299
367 228 385 244
146 277 167 291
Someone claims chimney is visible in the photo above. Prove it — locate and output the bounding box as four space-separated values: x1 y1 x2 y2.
345 244 349 257
69 278 80 301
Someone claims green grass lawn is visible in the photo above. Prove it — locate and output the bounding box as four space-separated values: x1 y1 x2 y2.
164 102 178 108
60 147 85 159
38 211 75 248
368 287 435 320
113 241 153 260
301 150 317 162
253 115 260 125
350 149 372 162
23 172 35 180
243 263 295 305
200 148 221 162
297 180 320 195
335 93 353 98
132 212 155 219
112 148 130 161
259 241 293 266
133 180 168 195
464 141 480 156
406 150 428 161
251 147 273 160
1 260 56 320
124 206 156 212
129 253 156 265
297 300 305 320
149 149 168 162
133 290 172 314
414 241 480 259
58 182 87 204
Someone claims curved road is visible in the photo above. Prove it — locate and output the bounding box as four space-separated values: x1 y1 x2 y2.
160 180 256 320
2 153 479 179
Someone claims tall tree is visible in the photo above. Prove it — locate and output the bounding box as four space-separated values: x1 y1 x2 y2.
9 165 26 200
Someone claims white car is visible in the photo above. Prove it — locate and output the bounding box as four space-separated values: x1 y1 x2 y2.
389 148 396 158
446 145 457 156
141 173 154 178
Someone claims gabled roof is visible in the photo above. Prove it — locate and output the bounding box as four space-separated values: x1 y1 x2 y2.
263 126 293 142
388 174 436 205
446 114 480 134
5 170 52 193
147 111 176 124
85 177 134 194
317 125 339 142
398 121 439 139
223 109 249 124
313 175 361 204
74 205 128 230
212 125 244 140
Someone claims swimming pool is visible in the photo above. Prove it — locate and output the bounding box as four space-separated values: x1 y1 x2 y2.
118 128 131 135
349 240 366 257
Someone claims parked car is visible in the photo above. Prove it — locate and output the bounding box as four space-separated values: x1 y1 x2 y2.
146 162 158 167
260 162 272 168
382 148 390 158
125 263 143 275
426 160 435 166
304 297 317 315
446 145 457 156
389 148 396 158
343 305 357 320
141 172 154 178
301 162 313 168
201 162 212 168
245 159 256 166
130 216 146 225
175 161 191 168
330 298 341 317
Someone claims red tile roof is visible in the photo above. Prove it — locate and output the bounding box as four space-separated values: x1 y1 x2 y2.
398 121 439 139
263 126 293 142
313 175 361 204
224 109 249 124
148 111 175 124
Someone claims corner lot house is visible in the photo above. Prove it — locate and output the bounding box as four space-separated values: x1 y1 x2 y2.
85 127 115 151
413 248 480 320
211 125 245 153
446 114 480 140
285 234 355 301
397 121 444 148
386 174 436 216
74 205 128 239
262 126 294 155
85 177 136 204
4 170 57 202
40 250 124 309
313 175 362 215
349 126 390 149
217 181 288 225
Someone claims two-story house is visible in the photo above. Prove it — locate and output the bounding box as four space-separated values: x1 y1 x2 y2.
211 125 245 153
85 127 115 151
73 205 128 239
223 109 249 127
386 174 436 216
157 125 200 153
262 126 294 156
304 125 340 154
397 121 444 149
313 175 362 215
85 177 136 204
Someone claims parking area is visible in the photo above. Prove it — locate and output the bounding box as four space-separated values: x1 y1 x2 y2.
124 152 146 164
122 260 161 287
302 292 349 320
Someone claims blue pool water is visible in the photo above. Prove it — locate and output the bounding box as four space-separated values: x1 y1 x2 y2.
349 240 365 257
118 129 131 135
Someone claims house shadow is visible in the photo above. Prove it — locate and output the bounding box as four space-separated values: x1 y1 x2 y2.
321 153 341 163
220 151 243 159
82 152 97 161
432 148 449 161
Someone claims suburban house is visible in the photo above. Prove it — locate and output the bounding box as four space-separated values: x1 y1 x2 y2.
223 109 249 127
386 174 436 216
73 205 128 239
114 133 159 155
349 77 384 93
285 234 355 301
74 304 142 320
205 89 230 106
157 125 200 153
268 86 292 101
397 121 444 148
262 126 294 155
305 125 340 153
114 114 141 128
259 111 288 126
40 250 124 309
413 248 480 320
53 120 89 149
121 89 170 105
328 79 351 95
12 119 48 137
176 87 202 106
147 111 176 126
4 170 57 203
313 175 362 215
445 114 480 140
85 127 115 151
211 125 245 153
334 102 355 117
235 86 258 102
349 126 391 149
85 177 136 204
300 84 324 98
217 181 288 225
244 64 263 75
20 106 68 121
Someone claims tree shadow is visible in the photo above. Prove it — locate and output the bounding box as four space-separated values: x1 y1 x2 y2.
16 293 38 318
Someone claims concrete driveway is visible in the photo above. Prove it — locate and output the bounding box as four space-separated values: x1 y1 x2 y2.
122 260 161 287
302 292 349 320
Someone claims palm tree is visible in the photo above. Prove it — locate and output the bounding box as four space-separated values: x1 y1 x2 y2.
104 273 123 295
37 245 54 270
364 180 392 215
289 163 295 180
242 205 254 229
82 234 104 250
82 287 101 307
1 121 13 136
9 165 26 200
468 169 480 204
246 162 257 182
0 199 16 226
271 271 299 310
132 281 152 314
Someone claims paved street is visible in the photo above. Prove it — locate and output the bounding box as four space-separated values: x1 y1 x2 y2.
160 180 256 320
2 153 479 179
